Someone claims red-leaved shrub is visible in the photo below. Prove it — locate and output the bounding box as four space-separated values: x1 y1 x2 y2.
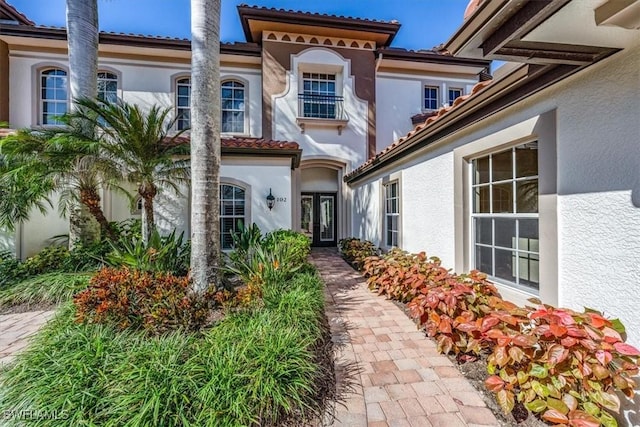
358 244 640 426
74 267 210 334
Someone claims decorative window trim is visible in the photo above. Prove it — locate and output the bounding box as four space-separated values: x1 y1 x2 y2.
130 196 143 215
32 62 69 127
221 76 250 136
220 178 252 250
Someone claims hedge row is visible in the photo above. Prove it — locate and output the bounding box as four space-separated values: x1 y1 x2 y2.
341 241 639 427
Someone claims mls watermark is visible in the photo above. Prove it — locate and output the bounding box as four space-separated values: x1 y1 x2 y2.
2 409 69 420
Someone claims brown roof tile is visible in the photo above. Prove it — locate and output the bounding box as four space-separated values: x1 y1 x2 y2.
168 135 300 151
346 79 494 180
1 0 34 26
238 4 399 26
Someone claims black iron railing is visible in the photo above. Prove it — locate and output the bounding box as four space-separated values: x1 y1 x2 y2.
298 93 345 120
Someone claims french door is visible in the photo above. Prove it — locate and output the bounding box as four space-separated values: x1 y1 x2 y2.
301 192 337 247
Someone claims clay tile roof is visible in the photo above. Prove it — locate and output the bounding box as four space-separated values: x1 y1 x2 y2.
410 111 438 125
463 0 484 20
1 0 34 26
346 78 494 180
238 4 399 25
167 135 300 151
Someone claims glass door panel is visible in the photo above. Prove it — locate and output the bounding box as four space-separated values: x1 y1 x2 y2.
301 195 313 240
319 195 334 242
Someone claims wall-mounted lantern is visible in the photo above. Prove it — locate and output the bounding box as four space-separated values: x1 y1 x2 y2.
266 188 275 211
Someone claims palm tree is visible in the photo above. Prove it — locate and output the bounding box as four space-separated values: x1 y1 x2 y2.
190 0 222 292
0 125 122 240
69 97 190 244
66 0 99 246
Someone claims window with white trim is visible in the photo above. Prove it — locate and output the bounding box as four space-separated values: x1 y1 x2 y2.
424 85 439 110
384 181 400 247
471 142 539 292
40 69 68 125
448 87 463 106
176 77 191 131
301 72 339 119
220 184 246 250
97 71 118 104
221 80 245 133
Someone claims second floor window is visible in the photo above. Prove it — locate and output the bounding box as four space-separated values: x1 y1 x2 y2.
41 69 68 125
97 72 118 104
424 85 439 110
221 81 245 133
448 88 463 106
301 73 341 119
176 77 191 130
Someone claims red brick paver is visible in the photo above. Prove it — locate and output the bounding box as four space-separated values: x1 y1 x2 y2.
0 310 55 366
312 249 498 427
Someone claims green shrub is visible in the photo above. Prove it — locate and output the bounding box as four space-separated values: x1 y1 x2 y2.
0 272 91 307
106 229 190 276
263 229 311 267
0 250 24 290
74 267 209 334
0 271 329 426
19 246 70 276
338 237 378 270
61 240 112 272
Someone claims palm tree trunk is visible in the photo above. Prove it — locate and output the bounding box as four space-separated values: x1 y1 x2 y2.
139 183 157 244
66 0 99 249
190 0 221 292
80 188 117 240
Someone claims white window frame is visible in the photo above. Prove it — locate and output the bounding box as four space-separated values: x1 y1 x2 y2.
423 85 439 111
175 76 191 131
448 87 463 106
40 68 68 125
97 71 119 104
470 142 540 294
301 72 338 119
221 80 246 134
383 180 400 248
219 178 252 250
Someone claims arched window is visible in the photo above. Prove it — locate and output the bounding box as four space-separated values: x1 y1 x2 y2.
176 77 191 130
40 69 68 125
221 80 245 133
97 71 118 103
220 183 246 249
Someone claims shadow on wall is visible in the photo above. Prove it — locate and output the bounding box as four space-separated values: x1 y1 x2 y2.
352 181 380 245
121 92 173 113
155 185 189 237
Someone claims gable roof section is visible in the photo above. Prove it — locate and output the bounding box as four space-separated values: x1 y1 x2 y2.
0 0 34 26
238 4 401 47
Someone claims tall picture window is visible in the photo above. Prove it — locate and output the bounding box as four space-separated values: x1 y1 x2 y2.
471 142 539 291
221 81 245 133
384 181 400 247
41 69 68 125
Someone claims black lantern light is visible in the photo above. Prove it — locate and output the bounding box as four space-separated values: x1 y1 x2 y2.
266 188 275 210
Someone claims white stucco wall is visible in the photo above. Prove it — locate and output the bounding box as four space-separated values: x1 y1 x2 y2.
349 39 640 346
351 179 381 247
8 52 262 137
402 150 455 267
272 48 368 170
375 72 477 152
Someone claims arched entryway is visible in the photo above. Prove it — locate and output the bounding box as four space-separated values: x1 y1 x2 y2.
294 158 349 247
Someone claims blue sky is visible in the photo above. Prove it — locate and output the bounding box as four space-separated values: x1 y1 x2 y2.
8 0 471 50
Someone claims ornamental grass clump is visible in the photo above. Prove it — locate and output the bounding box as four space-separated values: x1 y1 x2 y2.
0 270 330 427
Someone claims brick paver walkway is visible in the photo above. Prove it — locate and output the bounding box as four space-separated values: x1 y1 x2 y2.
312 248 499 427
0 310 55 366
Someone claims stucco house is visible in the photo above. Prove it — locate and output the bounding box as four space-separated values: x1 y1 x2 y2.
1 0 639 347
0 1 488 253
346 0 640 347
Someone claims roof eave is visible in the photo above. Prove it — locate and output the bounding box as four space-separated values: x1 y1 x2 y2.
222 146 302 169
